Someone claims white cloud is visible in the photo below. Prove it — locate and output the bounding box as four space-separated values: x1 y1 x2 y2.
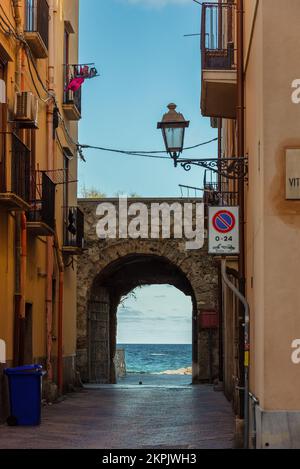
126 0 190 8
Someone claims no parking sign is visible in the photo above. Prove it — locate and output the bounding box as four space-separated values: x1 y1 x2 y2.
208 207 240 255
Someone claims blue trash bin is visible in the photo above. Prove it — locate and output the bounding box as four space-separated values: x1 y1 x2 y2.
4 365 45 426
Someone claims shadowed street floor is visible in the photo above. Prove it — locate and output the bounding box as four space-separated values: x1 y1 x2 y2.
0 385 234 449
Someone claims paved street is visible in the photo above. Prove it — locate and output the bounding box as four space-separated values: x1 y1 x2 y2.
0 385 234 449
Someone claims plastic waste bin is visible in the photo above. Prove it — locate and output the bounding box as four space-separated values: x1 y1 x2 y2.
4 365 45 426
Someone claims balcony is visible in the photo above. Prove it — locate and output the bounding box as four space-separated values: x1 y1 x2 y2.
63 65 82 121
203 170 238 208
63 207 84 254
27 171 56 236
0 133 31 211
24 0 49 59
201 2 237 119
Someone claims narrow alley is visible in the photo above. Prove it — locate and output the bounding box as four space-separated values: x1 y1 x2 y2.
0 386 234 449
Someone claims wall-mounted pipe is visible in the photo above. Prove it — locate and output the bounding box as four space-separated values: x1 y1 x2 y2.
17 212 27 366
54 226 64 395
12 1 27 366
249 392 259 448
221 259 250 449
237 0 247 432
46 0 55 381
12 0 22 90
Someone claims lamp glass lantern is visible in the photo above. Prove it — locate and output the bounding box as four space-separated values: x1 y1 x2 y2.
157 104 190 158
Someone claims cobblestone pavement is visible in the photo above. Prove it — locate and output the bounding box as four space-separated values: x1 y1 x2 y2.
0 385 234 449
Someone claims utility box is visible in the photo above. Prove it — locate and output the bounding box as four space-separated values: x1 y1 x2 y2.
0 340 5 364
200 310 219 329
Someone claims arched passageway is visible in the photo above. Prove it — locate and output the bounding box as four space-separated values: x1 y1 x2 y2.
87 254 197 383
76 199 219 384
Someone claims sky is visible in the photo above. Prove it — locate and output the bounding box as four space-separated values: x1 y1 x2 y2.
79 0 212 344
117 285 192 344
79 0 217 198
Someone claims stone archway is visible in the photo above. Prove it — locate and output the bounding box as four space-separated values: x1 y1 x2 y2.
88 254 197 383
76 199 219 384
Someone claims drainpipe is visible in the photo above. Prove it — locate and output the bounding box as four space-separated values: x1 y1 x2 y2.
12 0 27 366
54 226 64 395
237 0 247 425
45 0 56 381
12 1 22 90
221 259 250 449
18 212 27 365
249 392 259 448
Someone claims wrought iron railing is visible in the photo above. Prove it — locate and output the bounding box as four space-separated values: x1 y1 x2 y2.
203 170 238 207
179 184 203 198
0 132 31 203
28 171 56 231
25 0 49 51
64 86 82 115
12 135 31 203
63 65 82 115
64 206 84 249
201 2 235 70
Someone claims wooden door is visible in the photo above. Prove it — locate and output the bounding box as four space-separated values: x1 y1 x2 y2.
88 287 110 383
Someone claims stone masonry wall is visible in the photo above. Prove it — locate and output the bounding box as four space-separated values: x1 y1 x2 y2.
77 199 219 383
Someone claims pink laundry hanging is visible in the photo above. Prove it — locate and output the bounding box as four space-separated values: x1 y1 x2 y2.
66 77 85 92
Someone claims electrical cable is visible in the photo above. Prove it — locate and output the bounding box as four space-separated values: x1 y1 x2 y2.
122 137 218 154
79 145 169 160
78 137 218 160
1 9 217 165
1 3 16 30
24 49 43 99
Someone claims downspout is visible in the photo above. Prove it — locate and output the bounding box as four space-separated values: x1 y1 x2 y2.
13 0 27 366
249 392 259 448
18 212 27 365
54 226 64 395
46 0 55 381
217 119 224 382
221 259 250 449
237 0 247 423
12 1 22 90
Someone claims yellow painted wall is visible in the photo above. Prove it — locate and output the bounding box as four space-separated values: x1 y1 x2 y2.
0 0 80 385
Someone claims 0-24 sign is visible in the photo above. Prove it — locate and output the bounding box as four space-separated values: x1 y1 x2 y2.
208 207 240 255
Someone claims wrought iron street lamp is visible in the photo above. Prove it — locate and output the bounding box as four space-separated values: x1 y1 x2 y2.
157 103 190 163
157 104 248 180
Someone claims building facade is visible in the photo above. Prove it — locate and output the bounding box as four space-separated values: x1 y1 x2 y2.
201 0 300 449
0 0 84 419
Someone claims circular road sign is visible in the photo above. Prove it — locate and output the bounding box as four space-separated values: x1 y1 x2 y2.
212 210 236 234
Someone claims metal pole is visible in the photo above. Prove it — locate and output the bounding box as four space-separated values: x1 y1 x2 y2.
221 259 250 449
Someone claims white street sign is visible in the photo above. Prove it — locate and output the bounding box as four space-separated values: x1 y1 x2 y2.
286 149 300 199
208 206 240 255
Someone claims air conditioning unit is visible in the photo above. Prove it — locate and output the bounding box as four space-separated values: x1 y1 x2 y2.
14 91 39 128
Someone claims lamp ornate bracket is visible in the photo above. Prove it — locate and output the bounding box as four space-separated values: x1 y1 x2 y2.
173 155 248 181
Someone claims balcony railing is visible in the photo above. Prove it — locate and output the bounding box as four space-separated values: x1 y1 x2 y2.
203 170 238 207
64 86 82 115
28 171 56 234
25 0 49 55
63 65 82 119
201 2 235 70
0 132 31 209
64 207 84 250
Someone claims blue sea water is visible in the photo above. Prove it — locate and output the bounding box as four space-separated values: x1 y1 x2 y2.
118 344 192 374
